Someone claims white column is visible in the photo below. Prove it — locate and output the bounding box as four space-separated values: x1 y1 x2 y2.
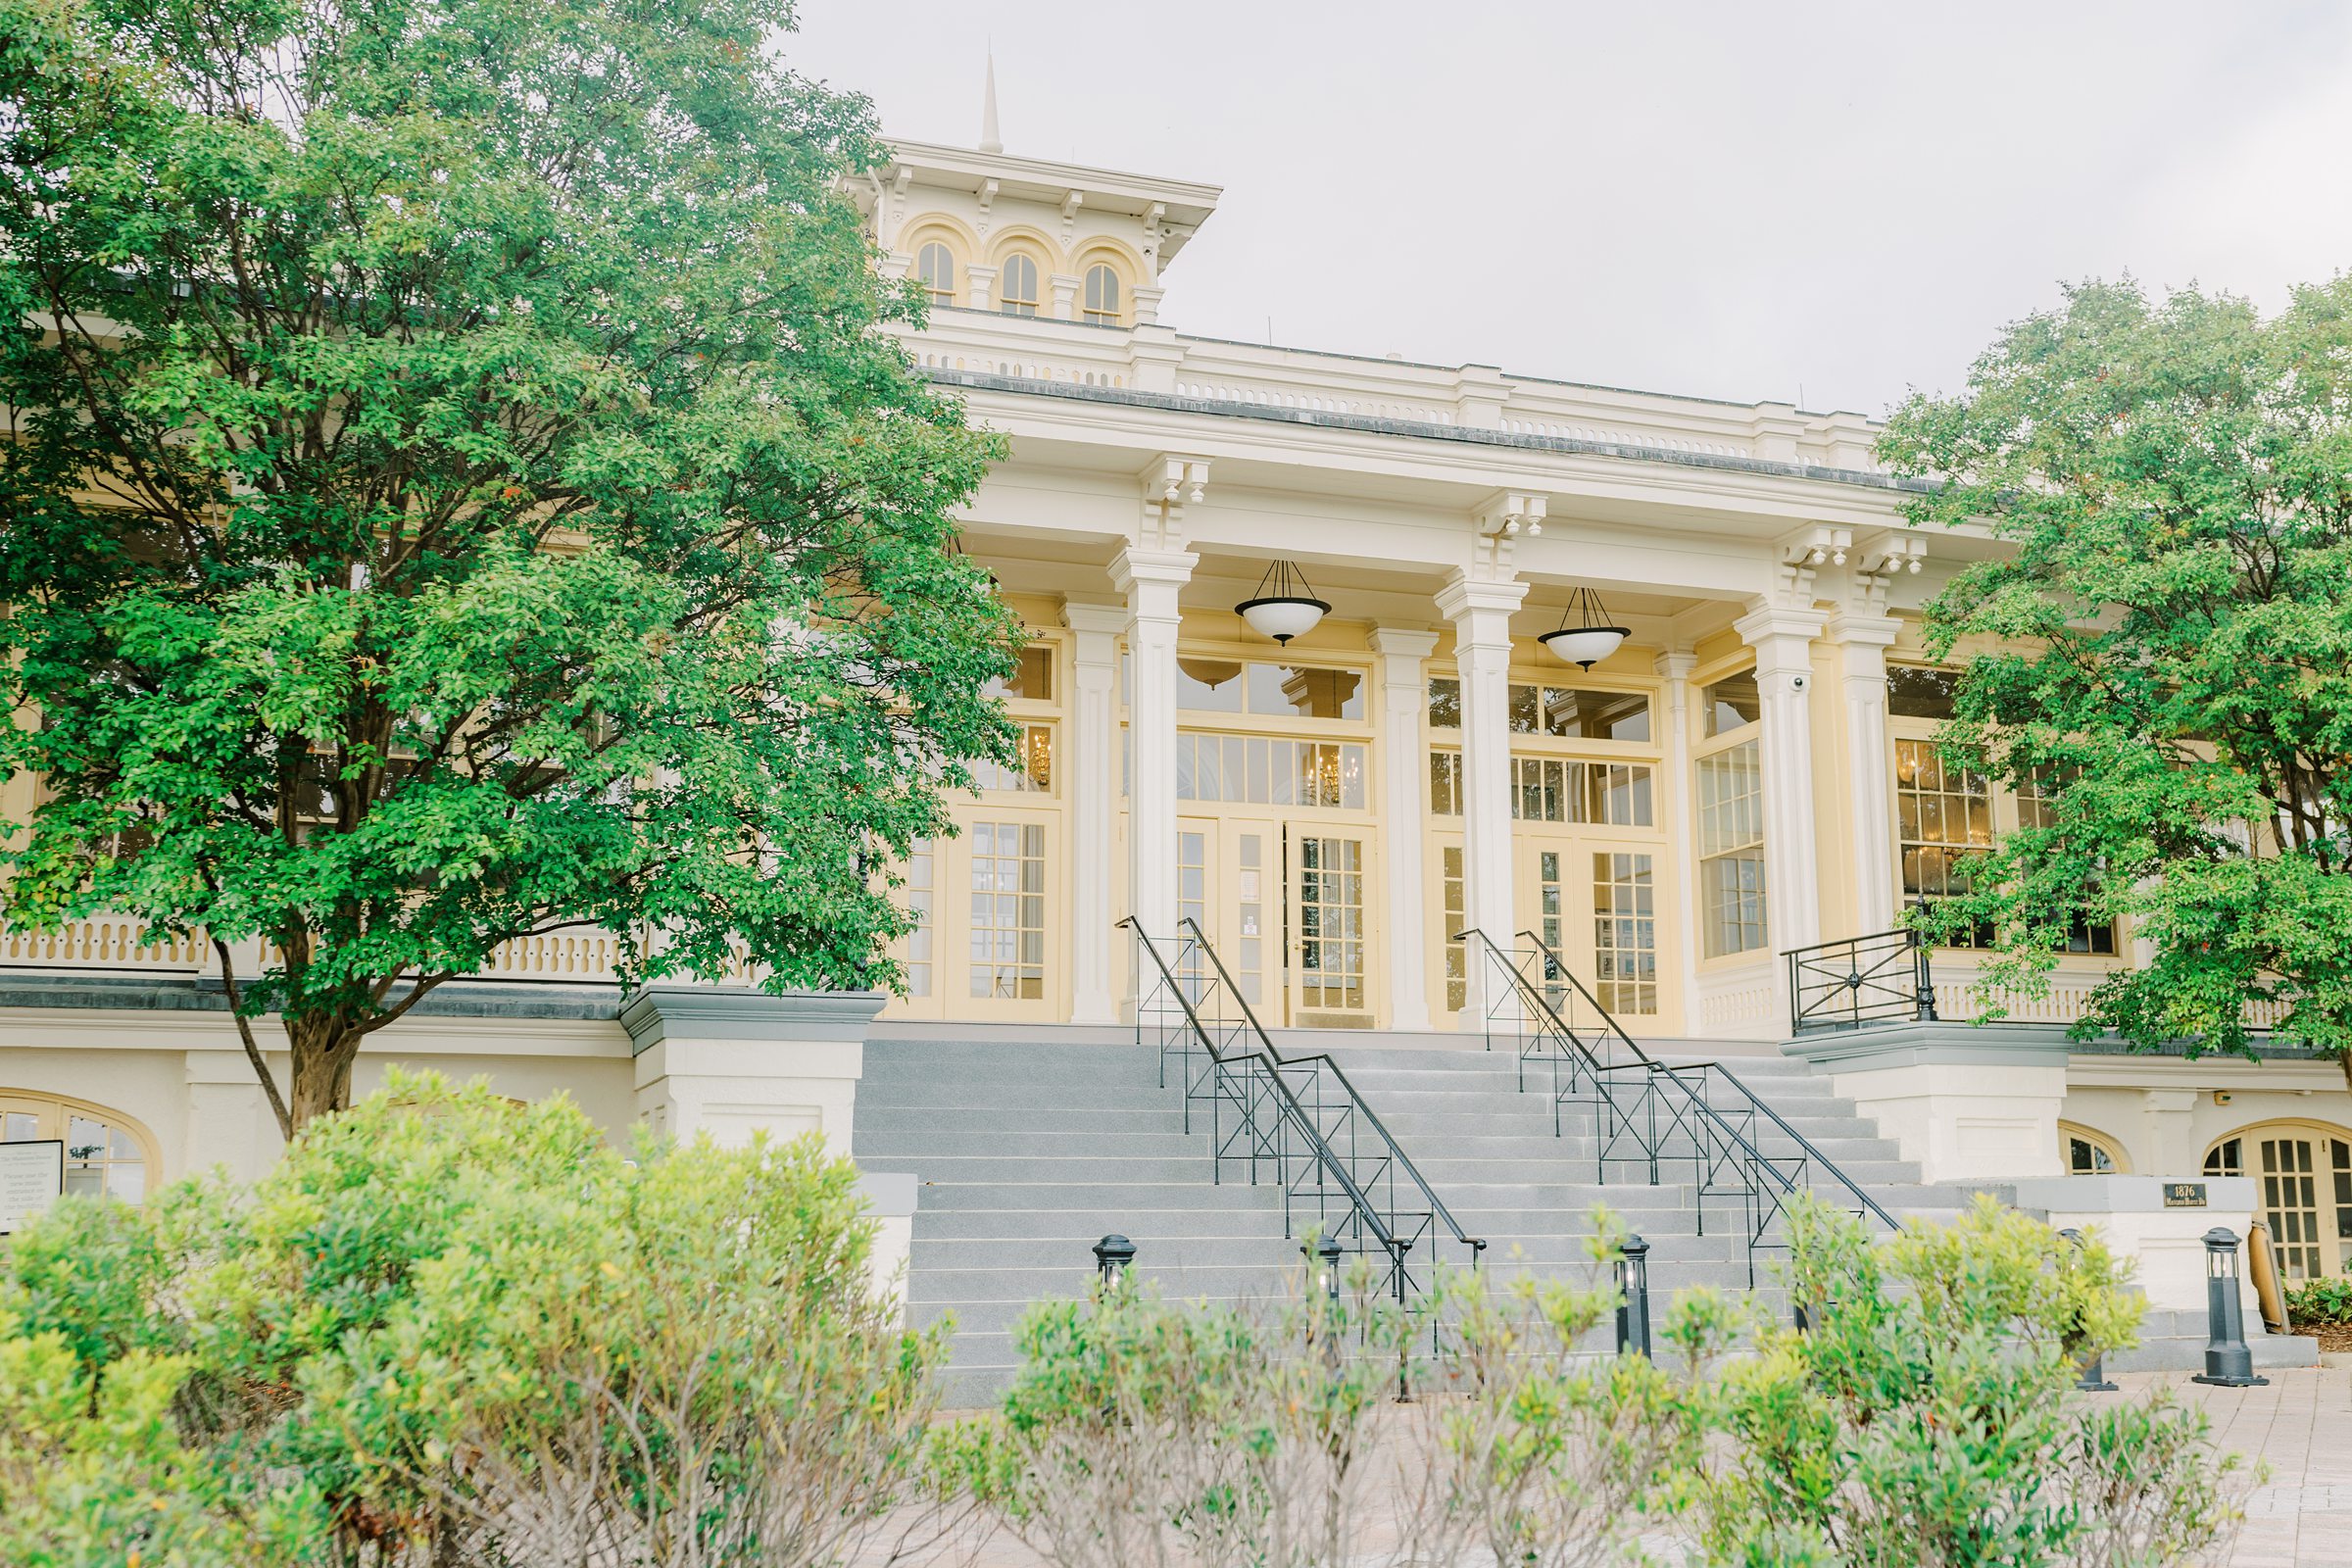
1111 546 1197 950
1827 612 1901 935
1061 600 1127 1024
1734 603 1828 957
1050 272 1080 320
1369 626 1440 1032
1435 570 1528 1015
1654 650 1703 1028
964 263 997 314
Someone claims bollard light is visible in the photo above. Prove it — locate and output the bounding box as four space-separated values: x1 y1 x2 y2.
1093 1233 1136 1293
2059 1228 2118 1393
2189 1227 2269 1389
1616 1234 1652 1357
1309 1236 1344 1306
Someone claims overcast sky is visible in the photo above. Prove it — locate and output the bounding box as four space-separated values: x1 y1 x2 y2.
784 1 2352 418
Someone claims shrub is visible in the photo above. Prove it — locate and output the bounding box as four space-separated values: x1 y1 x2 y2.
2285 1275 2352 1326
936 1217 1742 1568
0 1069 941 1568
0 1335 328 1568
1692 1197 2253 1568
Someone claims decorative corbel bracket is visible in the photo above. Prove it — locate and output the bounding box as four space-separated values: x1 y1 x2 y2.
1138 455 1211 551
1470 491 1545 581
1060 189 1085 241
976 177 1000 236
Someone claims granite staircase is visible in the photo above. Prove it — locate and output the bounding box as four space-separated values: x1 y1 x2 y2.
853 1037 1307 1403
1322 1043 1982 1328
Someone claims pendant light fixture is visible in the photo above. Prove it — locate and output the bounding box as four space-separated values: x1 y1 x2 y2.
1539 586 1631 670
1236 560 1331 646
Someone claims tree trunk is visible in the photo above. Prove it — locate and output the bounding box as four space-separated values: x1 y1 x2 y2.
286 1021 361 1132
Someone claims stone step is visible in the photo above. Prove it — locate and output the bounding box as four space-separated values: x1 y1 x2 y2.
910 1204 1296 1241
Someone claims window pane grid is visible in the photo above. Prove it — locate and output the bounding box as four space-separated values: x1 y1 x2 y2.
1177 733 1366 810
967 821 1047 1001
1297 837 1365 1011
1698 740 1767 956
1593 852 1659 1014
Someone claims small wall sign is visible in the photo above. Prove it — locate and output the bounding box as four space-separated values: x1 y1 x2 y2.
2164 1182 2209 1209
0 1140 65 1236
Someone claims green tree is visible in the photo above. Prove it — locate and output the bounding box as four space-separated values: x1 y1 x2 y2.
0 0 1018 1130
1880 276 2352 1081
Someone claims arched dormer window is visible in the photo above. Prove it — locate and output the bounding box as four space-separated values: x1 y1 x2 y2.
916 242 957 308
1000 254 1040 318
1082 263 1124 327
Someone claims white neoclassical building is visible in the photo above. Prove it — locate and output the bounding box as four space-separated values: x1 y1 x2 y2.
4 119 2348 1318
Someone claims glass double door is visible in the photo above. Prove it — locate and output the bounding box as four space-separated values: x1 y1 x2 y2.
1514 831 1664 1025
1177 815 1373 1028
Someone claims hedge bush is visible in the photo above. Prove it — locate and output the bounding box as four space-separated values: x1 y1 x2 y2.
0 1070 940 1568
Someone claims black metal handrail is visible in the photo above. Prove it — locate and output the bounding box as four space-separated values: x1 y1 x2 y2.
1785 923 1937 1035
1457 925 1898 1281
1121 917 1484 1301
1180 916 1486 1267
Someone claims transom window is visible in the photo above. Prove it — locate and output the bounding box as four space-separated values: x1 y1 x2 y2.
1178 733 1366 810
986 644 1056 704
1703 671 1760 737
968 723 1054 794
916 241 957 308
1000 254 1041 317
1180 660 1363 720
1424 677 1651 741
1082 263 1123 326
1426 753 1654 826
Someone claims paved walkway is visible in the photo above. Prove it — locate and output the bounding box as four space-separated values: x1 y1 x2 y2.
2126 1365 2352 1567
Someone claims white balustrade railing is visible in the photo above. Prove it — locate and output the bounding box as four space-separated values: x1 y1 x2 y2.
902 308 1889 472
0 915 205 973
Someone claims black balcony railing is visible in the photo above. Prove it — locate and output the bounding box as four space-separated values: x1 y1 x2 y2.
1786 923 1938 1036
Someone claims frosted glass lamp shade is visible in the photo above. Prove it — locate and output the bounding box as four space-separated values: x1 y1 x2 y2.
1236 560 1332 646
1238 596 1329 644
1539 625 1628 669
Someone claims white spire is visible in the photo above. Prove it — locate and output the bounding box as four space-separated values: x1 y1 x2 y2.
979 49 1003 153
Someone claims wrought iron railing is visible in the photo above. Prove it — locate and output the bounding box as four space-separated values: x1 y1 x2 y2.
1123 917 1485 1302
1786 924 1937 1035
1457 927 1898 1283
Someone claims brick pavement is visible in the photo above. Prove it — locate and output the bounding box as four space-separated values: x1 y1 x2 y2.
2125 1365 2352 1567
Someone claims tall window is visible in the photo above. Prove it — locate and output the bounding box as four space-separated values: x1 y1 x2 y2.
1894 738 1992 944
1697 740 1767 956
1000 254 1041 317
1297 836 1365 1012
904 841 934 998
1442 845 1467 1012
916 242 957 308
967 821 1045 1000
2016 768 2120 955
1082 263 1123 326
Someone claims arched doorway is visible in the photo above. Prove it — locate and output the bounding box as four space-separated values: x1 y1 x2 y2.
2205 1121 2352 1282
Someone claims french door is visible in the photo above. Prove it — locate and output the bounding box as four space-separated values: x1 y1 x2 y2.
1514 835 1664 1026
1176 815 1374 1028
